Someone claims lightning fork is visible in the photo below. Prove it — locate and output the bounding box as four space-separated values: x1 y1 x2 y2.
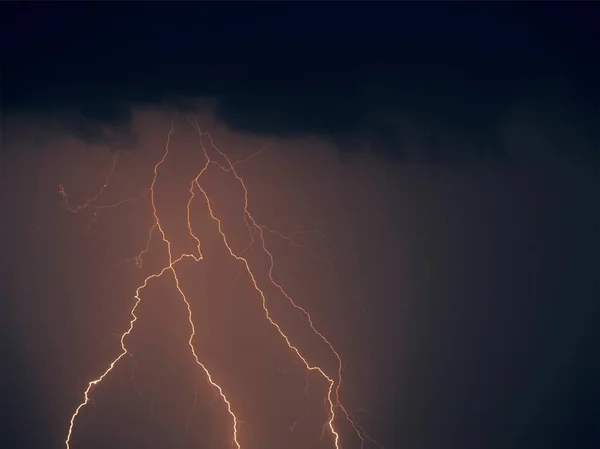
189 122 380 448
64 117 379 449
65 122 240 449
147 121 241 449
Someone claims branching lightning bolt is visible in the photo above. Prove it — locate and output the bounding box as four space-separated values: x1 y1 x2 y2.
63 119 380 448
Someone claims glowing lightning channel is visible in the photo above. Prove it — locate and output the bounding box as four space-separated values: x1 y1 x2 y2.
64 118 379 449
65 122 240 449
66 260 185 448
188 120 380 449
147 123 241 449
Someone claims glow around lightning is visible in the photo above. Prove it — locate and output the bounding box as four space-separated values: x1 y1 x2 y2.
63 119 380 448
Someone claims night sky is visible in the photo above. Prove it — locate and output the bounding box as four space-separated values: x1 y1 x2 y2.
1 2 599 449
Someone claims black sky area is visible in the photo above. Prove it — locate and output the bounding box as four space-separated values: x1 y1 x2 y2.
3 1 599 163
1 2 599 449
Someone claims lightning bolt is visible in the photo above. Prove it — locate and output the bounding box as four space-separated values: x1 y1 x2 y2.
63 118 381 448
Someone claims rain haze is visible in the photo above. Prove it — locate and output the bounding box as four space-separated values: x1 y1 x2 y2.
1 3 598 449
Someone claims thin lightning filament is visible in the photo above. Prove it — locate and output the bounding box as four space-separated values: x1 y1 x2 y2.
65 123 240 449
63 119 379 449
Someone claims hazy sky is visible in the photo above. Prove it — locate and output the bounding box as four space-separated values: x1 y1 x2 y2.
1 3 598 449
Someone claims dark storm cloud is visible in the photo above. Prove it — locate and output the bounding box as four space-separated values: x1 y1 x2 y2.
2 1 598 163
69 106 138 152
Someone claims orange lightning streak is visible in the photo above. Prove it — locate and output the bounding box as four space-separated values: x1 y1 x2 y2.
188 120 380 449
65 122 240 449
63 118 379 448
